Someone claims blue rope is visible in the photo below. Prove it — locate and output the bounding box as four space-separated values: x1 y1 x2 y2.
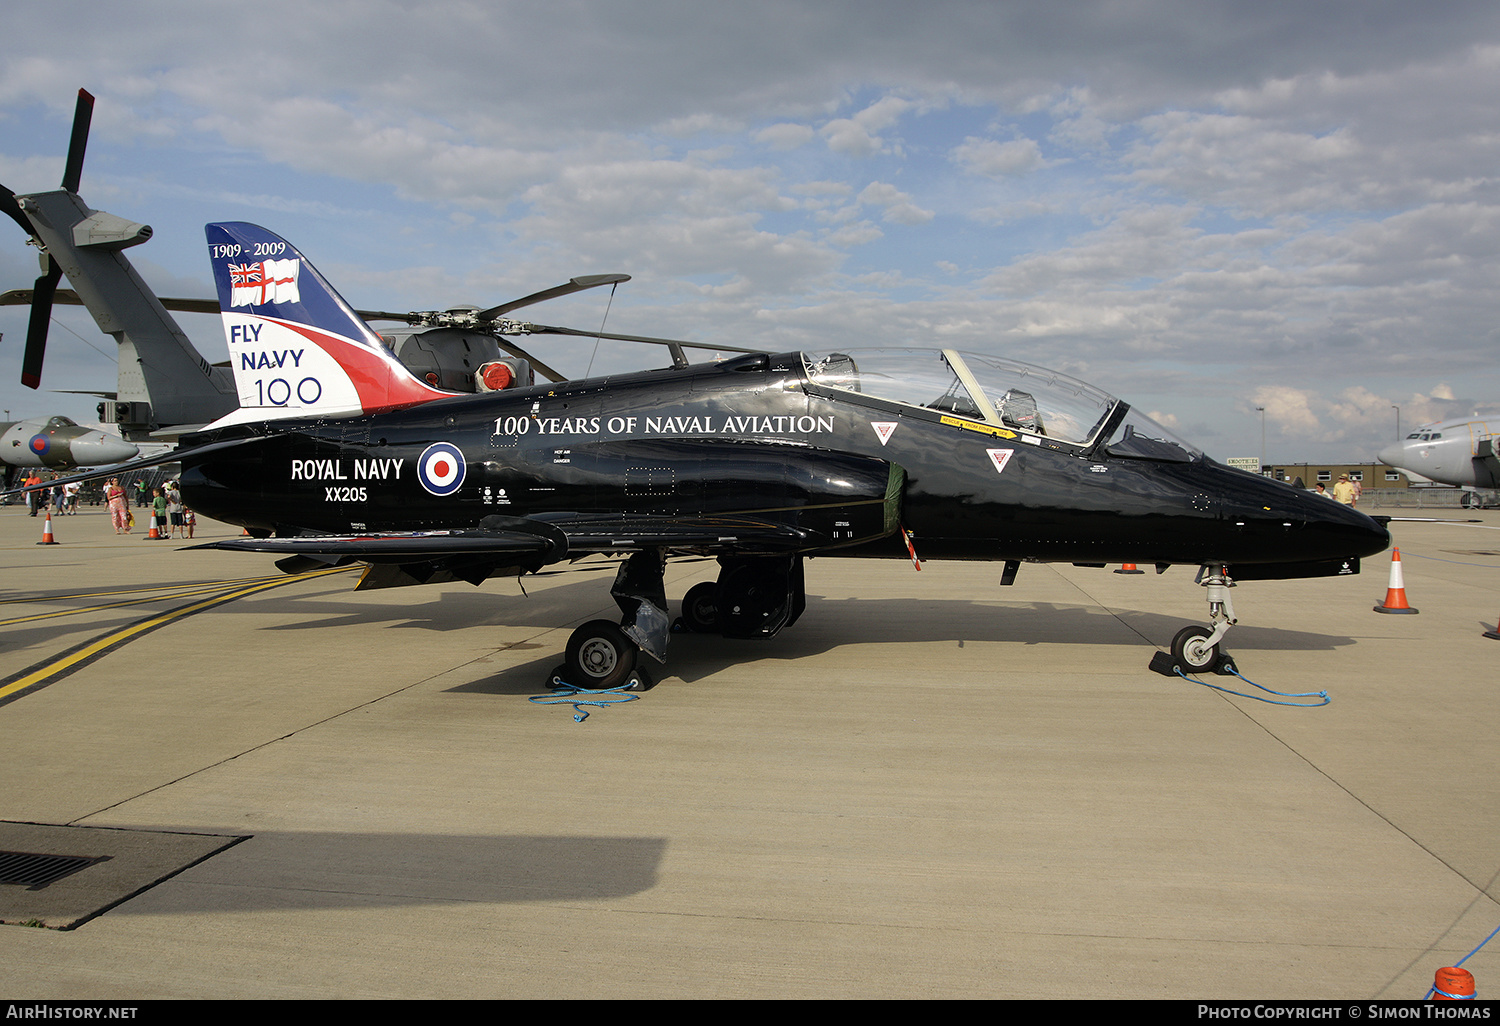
1173 666 1331 707
528 678 640 722
1423 921 1500 998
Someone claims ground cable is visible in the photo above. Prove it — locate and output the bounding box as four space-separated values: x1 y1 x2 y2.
1173 666 1331 707
529 678 640 722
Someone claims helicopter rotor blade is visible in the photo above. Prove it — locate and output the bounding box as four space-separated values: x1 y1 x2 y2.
477 274 630 321
520 322 761 355
352 308 422 324
21 257 63 389
489 338 568 384
12 89 96 390
61 89 95 193
349 274 633 327
0 288 222 316
0 187 33 236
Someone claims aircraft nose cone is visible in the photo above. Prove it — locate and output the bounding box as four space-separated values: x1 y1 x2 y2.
1350 510 1392 557
1310 493 1391 559
69 434 139 466
1221 472 1390 563
1377 443 1405 468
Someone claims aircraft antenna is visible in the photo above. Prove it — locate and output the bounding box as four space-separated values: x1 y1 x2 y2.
583 280 621 379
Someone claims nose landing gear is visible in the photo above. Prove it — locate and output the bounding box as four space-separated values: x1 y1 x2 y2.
1153 564 1239 676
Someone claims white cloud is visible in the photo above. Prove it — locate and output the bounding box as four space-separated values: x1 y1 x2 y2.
856 182 933 225
819 95 918 157
951 136 1048 177
756 123 816 150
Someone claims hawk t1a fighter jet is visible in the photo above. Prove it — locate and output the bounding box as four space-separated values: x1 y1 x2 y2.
161 221 1390 688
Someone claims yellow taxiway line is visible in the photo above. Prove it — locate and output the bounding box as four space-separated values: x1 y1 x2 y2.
0 566 355 706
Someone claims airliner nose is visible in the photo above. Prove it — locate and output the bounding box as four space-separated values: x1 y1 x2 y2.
1377 442 1406 468
70 434 140 466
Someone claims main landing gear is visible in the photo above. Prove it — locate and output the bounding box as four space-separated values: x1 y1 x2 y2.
557 552 807 690
1153 564 1239 676
557 550 667 691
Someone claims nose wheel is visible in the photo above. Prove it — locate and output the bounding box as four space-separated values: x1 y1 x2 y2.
1152 565 1239 676
1170 625 1220 673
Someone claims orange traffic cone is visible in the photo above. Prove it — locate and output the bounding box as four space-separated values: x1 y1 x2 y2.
145 513 160 540
1114 563 1144 575
1432 965 1476 1000
36 511 59 545
1374 548 1418 614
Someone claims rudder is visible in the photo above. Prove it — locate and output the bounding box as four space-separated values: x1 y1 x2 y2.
204 222 448 426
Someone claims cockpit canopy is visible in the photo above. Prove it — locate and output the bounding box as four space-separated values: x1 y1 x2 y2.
802 348 1203 462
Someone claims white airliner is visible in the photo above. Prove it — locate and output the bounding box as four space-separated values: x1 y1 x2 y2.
1378 416 1500 502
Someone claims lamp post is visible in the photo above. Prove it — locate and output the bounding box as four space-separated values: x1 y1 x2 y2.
1256 406 1266 470
1392 405 1400 441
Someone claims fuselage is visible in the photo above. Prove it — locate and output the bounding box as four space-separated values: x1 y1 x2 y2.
180 350 1390 569
1 416 139 470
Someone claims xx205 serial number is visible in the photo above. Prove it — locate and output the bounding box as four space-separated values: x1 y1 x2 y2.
325 487 367 502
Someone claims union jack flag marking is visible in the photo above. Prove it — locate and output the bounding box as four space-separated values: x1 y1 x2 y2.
229 258 301 307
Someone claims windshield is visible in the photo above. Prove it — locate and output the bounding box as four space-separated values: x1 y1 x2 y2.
803 348 1119 448
1100 408 1203 462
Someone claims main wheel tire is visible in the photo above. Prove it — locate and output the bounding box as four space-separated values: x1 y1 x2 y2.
565 620 638 690
680 582 720 633
1170 625 1219 673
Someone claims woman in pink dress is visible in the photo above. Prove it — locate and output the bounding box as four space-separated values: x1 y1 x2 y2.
105 477 130 534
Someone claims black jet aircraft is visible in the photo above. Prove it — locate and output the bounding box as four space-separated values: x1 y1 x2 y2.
116 220 1385 689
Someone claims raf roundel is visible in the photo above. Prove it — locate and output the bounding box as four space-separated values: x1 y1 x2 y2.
417 442 466 496
28 434 50 457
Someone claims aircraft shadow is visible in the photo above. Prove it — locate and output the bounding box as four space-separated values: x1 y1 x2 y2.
448 594 1358 694
111 831 668 916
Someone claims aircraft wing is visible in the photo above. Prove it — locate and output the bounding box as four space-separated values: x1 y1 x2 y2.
528 512 817 553
200 511 822 590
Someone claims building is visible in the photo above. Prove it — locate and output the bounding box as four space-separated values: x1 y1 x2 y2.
1259 462 1410 493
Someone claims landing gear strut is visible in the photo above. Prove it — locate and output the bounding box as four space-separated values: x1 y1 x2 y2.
557 551 809 689
560 549 668 690
672 554 805 638
1154 564 1239 676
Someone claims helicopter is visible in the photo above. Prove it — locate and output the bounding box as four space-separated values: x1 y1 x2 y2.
0 89 658 440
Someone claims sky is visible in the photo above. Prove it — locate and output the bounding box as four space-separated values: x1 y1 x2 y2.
3 0 1500 463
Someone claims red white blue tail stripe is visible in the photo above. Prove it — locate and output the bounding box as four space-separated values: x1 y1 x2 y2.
204 222 450 428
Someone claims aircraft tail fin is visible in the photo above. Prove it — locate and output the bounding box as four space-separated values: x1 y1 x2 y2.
204 222 449 427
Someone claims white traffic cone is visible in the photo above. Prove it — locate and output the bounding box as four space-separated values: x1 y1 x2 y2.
1373 548 1418 614
37 511 59 545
